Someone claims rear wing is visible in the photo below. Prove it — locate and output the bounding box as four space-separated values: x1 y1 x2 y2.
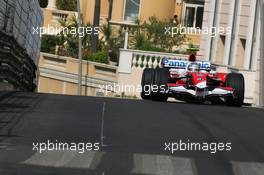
162 58 211 71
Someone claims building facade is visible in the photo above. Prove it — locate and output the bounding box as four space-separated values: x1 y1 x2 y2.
44 0 205 46
199 0 260 70
199 0 262 105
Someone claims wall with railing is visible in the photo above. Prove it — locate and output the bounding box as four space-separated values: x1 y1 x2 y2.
38 53 117 96
42 7 77 34
118 49 203 73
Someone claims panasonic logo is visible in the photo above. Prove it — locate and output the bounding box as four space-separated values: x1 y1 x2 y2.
162 58 211 70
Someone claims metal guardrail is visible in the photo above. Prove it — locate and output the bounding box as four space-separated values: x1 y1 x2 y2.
39 66 116 88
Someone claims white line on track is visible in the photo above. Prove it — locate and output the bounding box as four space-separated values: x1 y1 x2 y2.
100 102 106 147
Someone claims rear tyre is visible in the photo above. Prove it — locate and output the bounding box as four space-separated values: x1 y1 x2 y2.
151 68 170 102
141 68 155 100
225 73 245 107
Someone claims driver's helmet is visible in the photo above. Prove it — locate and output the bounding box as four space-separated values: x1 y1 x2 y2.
187 63 199 72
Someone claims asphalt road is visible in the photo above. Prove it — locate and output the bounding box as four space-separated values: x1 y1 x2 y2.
0 92 264 175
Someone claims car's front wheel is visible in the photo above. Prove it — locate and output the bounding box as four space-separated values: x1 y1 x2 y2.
225 73 245 107
141 68 155 100
151 68 170 102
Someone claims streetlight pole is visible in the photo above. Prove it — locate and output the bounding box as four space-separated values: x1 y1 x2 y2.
259 0 264 107
91 0 101 54
77 0 82 96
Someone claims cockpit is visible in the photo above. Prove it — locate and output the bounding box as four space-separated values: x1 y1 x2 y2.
187 63 200 72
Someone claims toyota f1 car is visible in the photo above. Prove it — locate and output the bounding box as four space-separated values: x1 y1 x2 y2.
141 55 245 106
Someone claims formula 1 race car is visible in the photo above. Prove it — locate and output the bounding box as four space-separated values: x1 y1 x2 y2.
141 55 245 106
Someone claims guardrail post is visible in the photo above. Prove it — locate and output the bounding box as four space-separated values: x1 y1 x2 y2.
118 49 133 74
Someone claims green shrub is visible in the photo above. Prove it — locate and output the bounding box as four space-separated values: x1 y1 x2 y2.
38 0 48 8
83 54 92 61
132 16 185 52
56 0 77 11
90 51 109 64
186 43 200 54
41 35 60 54
134 34 145 49
134 33 165 52
136 41 165 52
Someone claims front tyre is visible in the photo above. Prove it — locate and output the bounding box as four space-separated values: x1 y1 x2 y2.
225 73 245 107
151 68 170 102
141 68 155 100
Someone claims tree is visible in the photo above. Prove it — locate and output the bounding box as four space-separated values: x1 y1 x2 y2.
132 16 185 52
56 0 77 11
100 24 112 48
57 16 92 58
99 24 124 51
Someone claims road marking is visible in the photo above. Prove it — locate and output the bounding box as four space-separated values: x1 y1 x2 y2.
232 161 264 175
22 150 264 175
132 154 195 175
22 151 195 175
23 151 105 169
133 154 156 174
156 155 175 175
100 102 106 147
23 150 77 167
65 151 104 169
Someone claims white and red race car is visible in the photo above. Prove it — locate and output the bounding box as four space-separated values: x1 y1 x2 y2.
141 55 245 106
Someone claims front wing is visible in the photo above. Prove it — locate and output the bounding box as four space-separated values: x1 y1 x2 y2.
167 84 234 98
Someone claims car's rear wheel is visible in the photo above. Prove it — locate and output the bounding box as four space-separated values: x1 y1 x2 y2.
151 68 170 102
225 73 245 107
141 68 155 100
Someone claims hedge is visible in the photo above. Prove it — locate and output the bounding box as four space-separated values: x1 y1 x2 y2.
84 51 109 64
41 35 60 54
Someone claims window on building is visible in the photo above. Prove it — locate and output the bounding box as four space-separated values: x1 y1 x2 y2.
241 38 246 51
183 3 204 28
184 7 195 27
215 35 226 63
124 0 140 22
196 7 204 28
236 38 246 67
